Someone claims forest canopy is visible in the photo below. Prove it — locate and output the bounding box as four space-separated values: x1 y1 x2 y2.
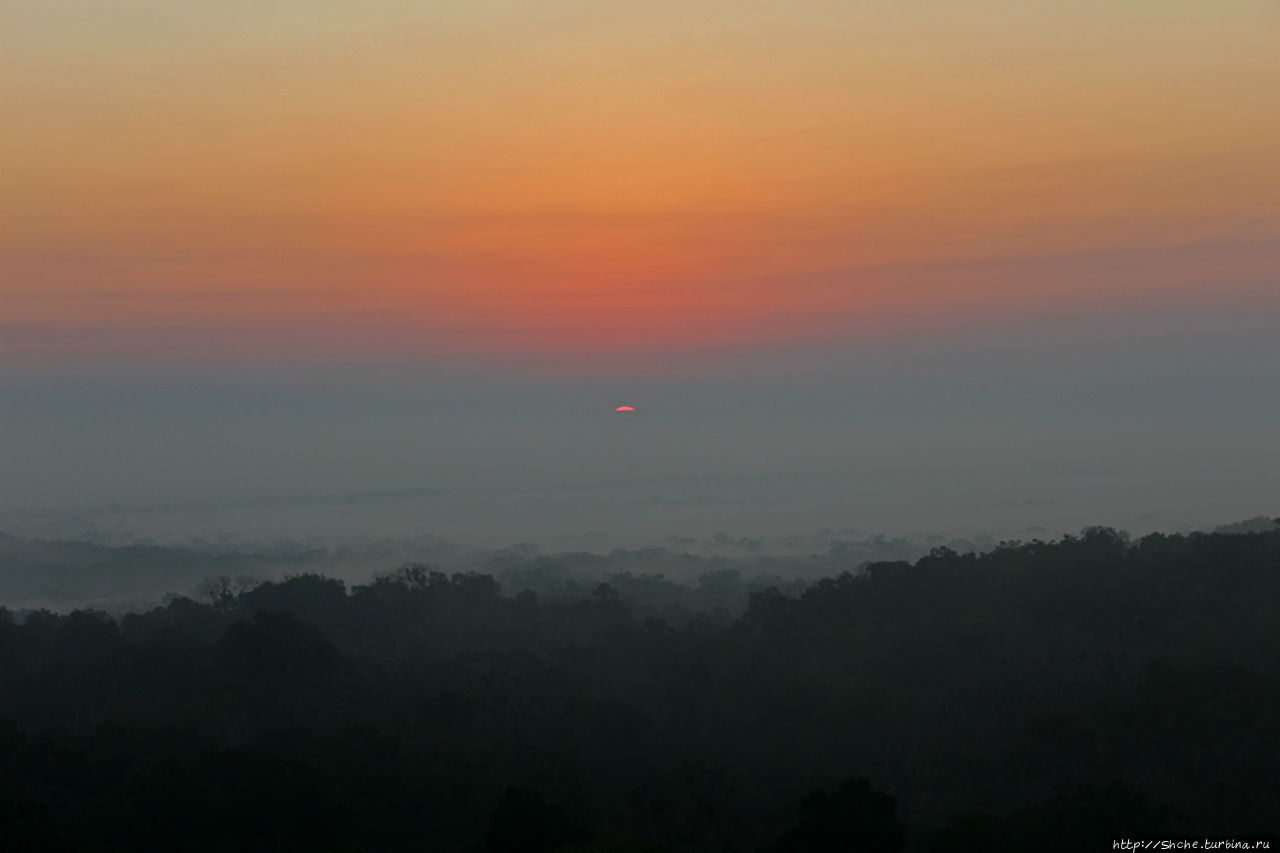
2 525 1278 851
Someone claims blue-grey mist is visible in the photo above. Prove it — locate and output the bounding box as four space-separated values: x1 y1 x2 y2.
3 308 1277 550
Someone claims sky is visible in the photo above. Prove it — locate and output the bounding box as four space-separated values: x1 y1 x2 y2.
2 1 1278 546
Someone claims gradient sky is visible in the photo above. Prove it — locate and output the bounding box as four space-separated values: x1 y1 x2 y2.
2 1 1278 545
7 0 1278 361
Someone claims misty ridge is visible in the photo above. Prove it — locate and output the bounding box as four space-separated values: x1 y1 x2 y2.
4 514 1275 616
2 518 1278 850
0 524 999 616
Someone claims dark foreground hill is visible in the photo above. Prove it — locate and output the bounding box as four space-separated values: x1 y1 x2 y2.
2 526 1278 851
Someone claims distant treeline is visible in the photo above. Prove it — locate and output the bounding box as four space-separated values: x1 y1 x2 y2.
0 528 990 612
2 526 1278 851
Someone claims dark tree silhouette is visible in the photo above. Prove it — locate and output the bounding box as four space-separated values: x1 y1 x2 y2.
484 786 592 853
0 526 1277 850
767 777 905 852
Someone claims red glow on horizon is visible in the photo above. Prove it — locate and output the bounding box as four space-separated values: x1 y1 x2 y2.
615 406 637 413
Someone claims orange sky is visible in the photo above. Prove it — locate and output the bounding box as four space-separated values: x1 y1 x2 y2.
4 0 1278 362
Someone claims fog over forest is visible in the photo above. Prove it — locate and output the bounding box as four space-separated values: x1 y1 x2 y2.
0 526 977 615
2 522 1278 850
